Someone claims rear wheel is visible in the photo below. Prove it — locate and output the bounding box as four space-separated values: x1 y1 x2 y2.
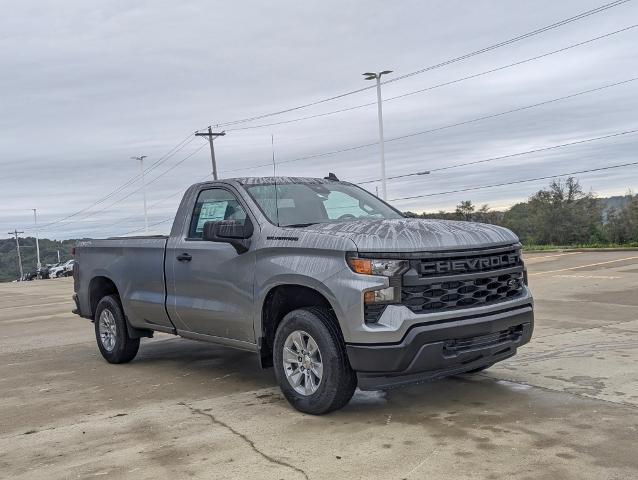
94 295 139 364
273 307 356 415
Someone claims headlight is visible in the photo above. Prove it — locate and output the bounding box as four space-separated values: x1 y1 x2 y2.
347 256 408 306
347 258 407 277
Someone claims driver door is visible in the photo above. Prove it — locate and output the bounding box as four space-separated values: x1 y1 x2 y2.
165 187 256 342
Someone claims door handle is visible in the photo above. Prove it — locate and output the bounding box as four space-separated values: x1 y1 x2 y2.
176 253 192 262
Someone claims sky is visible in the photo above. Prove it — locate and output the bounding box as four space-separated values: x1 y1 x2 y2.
1 0 637 239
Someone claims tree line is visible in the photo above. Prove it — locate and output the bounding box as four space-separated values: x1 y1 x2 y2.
0 237 75 282
404 177 638 247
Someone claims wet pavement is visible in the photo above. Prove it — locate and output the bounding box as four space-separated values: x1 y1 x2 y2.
1 251 637 479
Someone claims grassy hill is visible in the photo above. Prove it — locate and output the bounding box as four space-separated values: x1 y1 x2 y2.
0 237 77 282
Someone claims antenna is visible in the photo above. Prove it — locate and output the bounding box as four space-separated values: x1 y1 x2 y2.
271 134 280 226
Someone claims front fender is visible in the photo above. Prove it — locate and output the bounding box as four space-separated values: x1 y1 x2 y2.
254 268 349 339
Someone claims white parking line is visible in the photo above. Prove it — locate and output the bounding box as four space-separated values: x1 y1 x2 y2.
530 256 638 276
552 274 621 280
524 252 583 261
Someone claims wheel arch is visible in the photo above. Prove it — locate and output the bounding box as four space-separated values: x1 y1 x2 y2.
88 275 120 319
258 282 344 368
88 275 152 339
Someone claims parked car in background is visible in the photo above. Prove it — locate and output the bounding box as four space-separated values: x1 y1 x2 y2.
62 260 75 277
50 260 74 278
23 270 38 281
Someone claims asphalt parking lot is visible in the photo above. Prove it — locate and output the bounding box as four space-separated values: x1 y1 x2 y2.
1 251 637 479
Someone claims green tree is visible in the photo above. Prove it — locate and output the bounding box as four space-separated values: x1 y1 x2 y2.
455 200 475 221
523 177 601 244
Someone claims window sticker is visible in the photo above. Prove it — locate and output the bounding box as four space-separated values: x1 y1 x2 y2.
196 201 228 232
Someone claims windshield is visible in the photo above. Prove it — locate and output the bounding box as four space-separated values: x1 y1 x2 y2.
244 181 403 227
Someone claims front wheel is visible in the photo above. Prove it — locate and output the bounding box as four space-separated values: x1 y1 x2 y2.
94 295 139 364
273 307 357 415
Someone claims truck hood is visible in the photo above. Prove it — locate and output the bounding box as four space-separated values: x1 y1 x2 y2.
296 218 519 252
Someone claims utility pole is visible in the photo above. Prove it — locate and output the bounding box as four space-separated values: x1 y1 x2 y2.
195 127 226 180
8 229 24 280
363 70 393 200
130 156 149 232
32 209 41 269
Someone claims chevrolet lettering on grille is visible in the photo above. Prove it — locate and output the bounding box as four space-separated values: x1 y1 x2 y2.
421 253 519 275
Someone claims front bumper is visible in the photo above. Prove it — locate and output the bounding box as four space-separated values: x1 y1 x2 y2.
347 304 533 390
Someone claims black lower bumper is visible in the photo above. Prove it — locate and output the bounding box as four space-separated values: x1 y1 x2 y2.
347 304 533 390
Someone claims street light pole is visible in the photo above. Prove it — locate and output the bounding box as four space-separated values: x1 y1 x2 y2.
32 209 41 270
363 70 393 200
131 155 149 232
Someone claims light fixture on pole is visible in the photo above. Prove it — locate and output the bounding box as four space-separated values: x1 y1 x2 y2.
130 155 149 232
363 70 393 201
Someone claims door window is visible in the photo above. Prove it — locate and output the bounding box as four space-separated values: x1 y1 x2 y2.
188 188 247 239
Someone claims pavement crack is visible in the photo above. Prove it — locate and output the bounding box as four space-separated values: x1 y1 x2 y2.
181 403 309 480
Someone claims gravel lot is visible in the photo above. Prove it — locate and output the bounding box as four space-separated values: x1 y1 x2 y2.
1 251 637 479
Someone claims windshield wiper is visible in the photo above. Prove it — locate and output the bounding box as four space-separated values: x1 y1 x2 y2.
281 222 318 228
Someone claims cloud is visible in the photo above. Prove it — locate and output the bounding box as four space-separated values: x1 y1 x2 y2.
1 0 637 238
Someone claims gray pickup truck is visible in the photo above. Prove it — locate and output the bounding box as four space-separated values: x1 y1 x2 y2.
73 175 533 414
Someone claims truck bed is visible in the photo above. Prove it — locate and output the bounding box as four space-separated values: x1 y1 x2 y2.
75 237 173 331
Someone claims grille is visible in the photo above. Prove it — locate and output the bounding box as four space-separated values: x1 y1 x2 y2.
443 325 523 355
402 272 524 314
416 246 521 278
363 245 525 324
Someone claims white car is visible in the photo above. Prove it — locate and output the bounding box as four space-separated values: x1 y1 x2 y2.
50 260 74 278
62 259 76 277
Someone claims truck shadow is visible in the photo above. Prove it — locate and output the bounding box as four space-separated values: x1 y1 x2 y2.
131 335 277 391
133 335 543 425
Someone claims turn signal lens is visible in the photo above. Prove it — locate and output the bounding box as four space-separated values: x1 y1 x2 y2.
347 257 408 277
348 258 372 275
363 291 376 303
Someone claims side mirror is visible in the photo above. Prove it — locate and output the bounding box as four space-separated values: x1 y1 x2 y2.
202 218 253 253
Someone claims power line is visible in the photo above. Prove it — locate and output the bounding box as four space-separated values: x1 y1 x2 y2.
386 0 632 84
209 0 631 129
43 143 207 232
80 172 214 234
358 128 638 184
37 127 638 235
115 158 638 234
120 218 173 237
38 133 196 230
220 76 638 174
383 77 638 145
225 24 637 132
390 160 638 201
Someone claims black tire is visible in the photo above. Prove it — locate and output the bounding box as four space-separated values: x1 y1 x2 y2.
94 295 140 364
273 307 357 415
